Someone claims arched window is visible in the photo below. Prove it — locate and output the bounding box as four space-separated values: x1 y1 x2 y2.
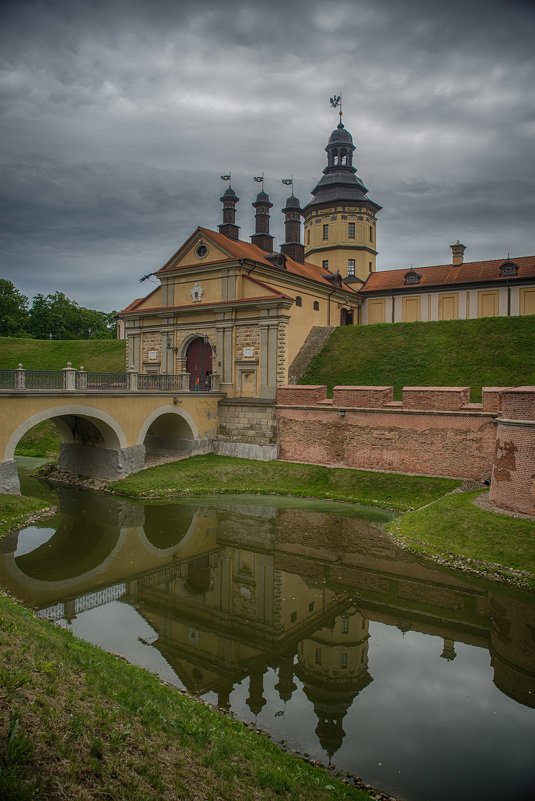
295 296 302 307
313 301 319 311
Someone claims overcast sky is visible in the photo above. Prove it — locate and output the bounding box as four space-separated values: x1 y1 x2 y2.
1 0 534 312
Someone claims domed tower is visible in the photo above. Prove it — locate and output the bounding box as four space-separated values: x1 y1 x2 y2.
302 121 381 281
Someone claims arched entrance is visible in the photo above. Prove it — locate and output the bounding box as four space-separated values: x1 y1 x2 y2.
186 337 213 391
340 308 353 325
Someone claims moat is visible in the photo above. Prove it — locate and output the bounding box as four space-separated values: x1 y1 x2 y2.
1 458 534 801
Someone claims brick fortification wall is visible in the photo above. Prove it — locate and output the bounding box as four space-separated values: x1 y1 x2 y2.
490 387 535 516
277 384 535 515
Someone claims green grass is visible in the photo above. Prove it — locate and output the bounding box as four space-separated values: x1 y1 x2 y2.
14 420 61 457
387 490 535 584
0 337 126 372
0 494 53 538
301 316 535 400
109 454 460 511
0 589 374 801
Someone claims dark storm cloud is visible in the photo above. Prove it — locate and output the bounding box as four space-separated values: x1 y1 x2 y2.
1 0 534 309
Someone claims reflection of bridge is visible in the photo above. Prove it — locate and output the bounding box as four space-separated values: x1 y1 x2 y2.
1 491 534 733
0 367 223 492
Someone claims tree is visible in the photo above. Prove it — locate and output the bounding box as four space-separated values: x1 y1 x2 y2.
0 279 30 336
29 292 116 339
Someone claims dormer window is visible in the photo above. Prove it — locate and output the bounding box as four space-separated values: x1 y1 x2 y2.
404 269 422 286
499 260 519 277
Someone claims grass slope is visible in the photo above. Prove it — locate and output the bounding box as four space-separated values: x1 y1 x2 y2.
0 494 52 538
301 316 535 400
0 337 126 372
109 454 460 511
388 490 535 586
0 591 373 801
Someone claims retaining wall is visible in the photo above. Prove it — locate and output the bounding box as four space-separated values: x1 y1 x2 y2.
276 385 535 515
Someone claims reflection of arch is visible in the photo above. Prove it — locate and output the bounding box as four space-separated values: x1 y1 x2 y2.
143 504 198 551
135 511 201 557
5 405 127 460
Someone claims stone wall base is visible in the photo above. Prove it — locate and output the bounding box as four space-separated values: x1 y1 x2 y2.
212 440 279 461
58 443 146 481
0 460 20 494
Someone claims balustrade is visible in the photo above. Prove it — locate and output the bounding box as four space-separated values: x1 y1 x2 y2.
0 365 220 393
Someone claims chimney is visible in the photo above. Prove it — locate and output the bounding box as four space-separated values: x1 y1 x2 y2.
250 190 274 252
281 194 304 264
450 240 466 266
219 186 240 241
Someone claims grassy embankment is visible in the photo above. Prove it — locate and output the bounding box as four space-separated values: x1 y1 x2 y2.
108 454 535 585
0 337 126 457
0 494 53 539
0 588 373 801
301 315 535 400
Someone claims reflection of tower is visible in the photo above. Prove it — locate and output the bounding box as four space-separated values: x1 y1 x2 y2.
247 662 267 716
440 637 457 661
295 608 372 759
275 653 297 704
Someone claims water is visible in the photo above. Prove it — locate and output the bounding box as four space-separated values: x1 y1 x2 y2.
2 457 535 801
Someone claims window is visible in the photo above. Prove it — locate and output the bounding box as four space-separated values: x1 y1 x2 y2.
322 259 329 270
323 224 329 240
313 301 319 311
369 226 374 242
348 259 355 276
340 653 348 669
308 601 315 612
315 648 322 665
404 269 422 285
291 611 297 623
295 296 302 307
348 222 355 238
307 230 310 244
341 615 349 634
499 260 519 277
369 261 373 272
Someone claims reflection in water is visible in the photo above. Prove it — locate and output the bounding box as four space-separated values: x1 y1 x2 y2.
2 471 535 801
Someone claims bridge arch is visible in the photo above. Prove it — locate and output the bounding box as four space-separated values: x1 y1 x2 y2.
5 404 128 461
138 405 203 463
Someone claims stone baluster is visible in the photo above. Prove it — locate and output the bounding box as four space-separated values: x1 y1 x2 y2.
15 363 25 390
62 362 76 391
127 370 138 391
77 366 87 390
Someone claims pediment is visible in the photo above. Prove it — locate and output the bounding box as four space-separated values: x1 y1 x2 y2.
157 228 235 274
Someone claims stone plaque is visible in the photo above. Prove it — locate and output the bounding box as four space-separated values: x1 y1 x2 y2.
243 347 254 358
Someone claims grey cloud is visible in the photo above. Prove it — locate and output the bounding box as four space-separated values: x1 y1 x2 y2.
1 0 534 310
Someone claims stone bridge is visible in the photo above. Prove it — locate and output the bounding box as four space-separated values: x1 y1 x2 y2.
0 366 223 493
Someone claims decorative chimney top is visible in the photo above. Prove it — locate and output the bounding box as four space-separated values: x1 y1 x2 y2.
450 240 466 266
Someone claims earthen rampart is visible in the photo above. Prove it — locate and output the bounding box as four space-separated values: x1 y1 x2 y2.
277 384 535 516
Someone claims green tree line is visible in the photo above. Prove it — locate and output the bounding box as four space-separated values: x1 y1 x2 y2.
0 279 117 339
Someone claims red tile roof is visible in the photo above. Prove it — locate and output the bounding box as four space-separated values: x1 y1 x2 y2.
361 255 535 293
158 227 358 292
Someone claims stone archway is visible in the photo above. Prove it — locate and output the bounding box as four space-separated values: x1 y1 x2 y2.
3 405 143 491
138 405 208 466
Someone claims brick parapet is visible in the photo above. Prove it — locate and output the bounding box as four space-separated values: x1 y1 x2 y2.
276 385 328 405
332 385 394 408
482 387 511 414
499 387 535 422
402 386 470 411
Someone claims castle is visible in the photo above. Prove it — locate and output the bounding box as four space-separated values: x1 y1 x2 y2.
118 117 535 399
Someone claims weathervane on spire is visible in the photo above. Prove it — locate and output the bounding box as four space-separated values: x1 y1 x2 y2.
253 173 265 190
221 172 232 186
281 176 294 195
330 93 343 124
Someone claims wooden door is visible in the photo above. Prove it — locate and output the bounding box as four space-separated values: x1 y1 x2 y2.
186 338 212 391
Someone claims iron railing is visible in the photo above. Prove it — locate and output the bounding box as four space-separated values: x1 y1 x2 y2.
0 367 220 393
25 370 64 390
83 372 127 391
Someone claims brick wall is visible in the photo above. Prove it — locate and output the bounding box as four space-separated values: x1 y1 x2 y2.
276 384 535 515
277 406 496 479
489 387 535 516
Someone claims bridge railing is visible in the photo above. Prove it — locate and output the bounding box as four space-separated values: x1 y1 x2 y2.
0 365 220 393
